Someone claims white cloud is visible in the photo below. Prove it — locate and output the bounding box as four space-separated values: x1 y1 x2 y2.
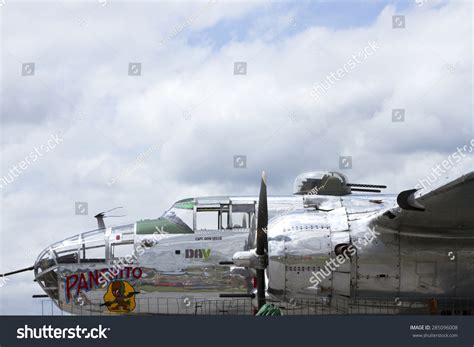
0 0 472 313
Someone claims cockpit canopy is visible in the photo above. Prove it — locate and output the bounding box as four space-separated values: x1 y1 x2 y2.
136 197 256 235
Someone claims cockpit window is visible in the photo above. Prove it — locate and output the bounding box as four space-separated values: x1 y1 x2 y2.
136 199 256 235
161 204 193 233
137 200 194 235
173 200 194 210
196 211 219 230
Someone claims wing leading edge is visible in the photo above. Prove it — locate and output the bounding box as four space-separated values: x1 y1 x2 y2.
373 171 474 233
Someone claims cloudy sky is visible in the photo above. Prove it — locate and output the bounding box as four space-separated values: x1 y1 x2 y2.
0 0 472 314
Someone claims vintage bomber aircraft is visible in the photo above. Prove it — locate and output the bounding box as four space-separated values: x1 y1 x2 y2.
2 170 474 315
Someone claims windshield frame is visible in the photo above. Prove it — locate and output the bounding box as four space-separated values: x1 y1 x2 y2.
158 198 195 233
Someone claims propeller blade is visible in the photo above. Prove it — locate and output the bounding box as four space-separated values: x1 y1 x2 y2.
256 171 268 309
256 171 268 255
0 265 34 277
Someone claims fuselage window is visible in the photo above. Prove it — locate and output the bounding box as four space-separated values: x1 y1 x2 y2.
197 211 219 230
231 212 248 229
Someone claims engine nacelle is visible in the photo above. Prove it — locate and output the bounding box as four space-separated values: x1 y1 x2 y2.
266 210 351 301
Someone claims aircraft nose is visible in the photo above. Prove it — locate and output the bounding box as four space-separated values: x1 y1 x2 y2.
34 244 61 302
34 225 129 304
34 228 107 302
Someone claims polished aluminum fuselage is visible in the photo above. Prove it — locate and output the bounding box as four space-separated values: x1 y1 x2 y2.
267 194 474 305
34 193 474 315
34 196 302 314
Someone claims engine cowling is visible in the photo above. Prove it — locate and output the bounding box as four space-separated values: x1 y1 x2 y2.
266 209 351 301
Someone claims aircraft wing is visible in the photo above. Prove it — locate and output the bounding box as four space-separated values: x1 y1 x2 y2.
373 171 474 233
